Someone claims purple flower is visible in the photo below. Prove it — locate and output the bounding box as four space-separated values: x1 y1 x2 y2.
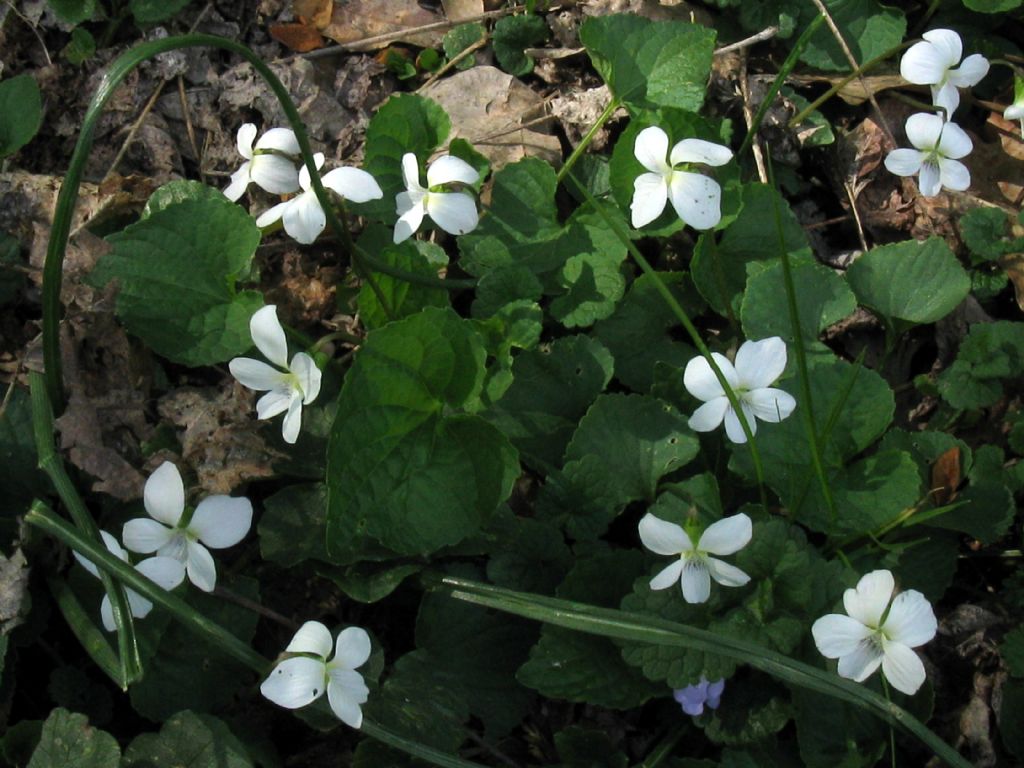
673 677 725 716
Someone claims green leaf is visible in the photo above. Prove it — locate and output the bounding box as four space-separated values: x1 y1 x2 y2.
924 445 1015 543
129 0 191 23
357 227 450 330
142 179 226 218
846 238 970 326
492 14 549 76
63 27 96 65
703 673 793 746
319 561 423 603
826 450 921 535
960 208 1024 264
326 307 519 559
0 232 26 307
1002 626 1024 678
484 512 573 594
579 14 716 111
554 726 629 768
472 265 543 318
1001 678 1024 758
27 709 119 768
800 0 906 72
122 711 253 768
963 0 1021 11
91 196 263 366
937 321 1024 409
47 0 98 24
443 23 486 70
0 386 48 515
0 75 43 158
781 86 835 146
259 483 329 566
792 688 886 768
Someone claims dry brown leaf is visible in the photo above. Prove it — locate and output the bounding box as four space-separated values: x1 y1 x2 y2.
790 74 907 106
999 253 1024 312
550 85 625 149
317 0 445 50
421 67 560 170
442 0 483 21
0 549 30 634
931 446 961 506
269 22 325 52
294 0 332 26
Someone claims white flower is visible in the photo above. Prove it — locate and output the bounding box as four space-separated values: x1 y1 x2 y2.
260 621 371 728
812 569 937 696
393 153 480 243
638 513 752 604
883 113 973 197
630 126 733 230
256 153 383 245
1006 77 1024 139
224 124 302 201
75 531 185 632
229 305 322 444
683 337 796 444
900 29 989 117
121 462 252 593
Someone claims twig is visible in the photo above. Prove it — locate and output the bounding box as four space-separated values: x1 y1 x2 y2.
4 1 52 66
715 26 779 56
177 75 205 184
416 37 488 93
739 50 768 183
212 586 300 630
843 181 869 252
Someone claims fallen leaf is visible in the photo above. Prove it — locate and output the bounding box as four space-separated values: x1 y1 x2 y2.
931 446 961 505
317 0 445 50
550 84 625 150
790 74 907 106
294 0 332 26
0 549 29 634
269 22 325 52
999 252 1024 312
442 0 483 21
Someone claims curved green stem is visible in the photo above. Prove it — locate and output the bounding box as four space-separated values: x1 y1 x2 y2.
556 96 622 185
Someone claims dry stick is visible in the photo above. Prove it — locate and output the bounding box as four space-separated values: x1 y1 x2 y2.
4 0 52 66
806 0 895 148
212 586 299 630
177 75 206 185
715 25 779 56
739 49 768 184
416 36 488 93
843 181 869 252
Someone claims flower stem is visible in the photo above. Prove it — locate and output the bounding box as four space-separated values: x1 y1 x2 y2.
556 95 622 185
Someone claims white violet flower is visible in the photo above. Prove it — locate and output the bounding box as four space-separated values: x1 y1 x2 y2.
638 512 752 604
229 305 322 445
75 531 185 631
224 124 302 201
122 462 252 593
256 152 383 245
812 569 937 696
683 337 796 444
261 621 371 729
884 113 973 197
900 29 989 117
1006 77 1024 139
630 125 733 230
393 153 480 243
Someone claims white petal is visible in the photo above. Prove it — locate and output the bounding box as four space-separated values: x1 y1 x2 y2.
236 123 257 160
230 357 288 392
882 590 937 648
705 557 750 587
287 621 334 656
670 138 733 167
812 614 874 658
931 82 960 118
125 587 153 621
223 163 251 201
327 669 368 728
922 29 963 69
837 639 884 682
843 570 894 627
745 388 797 423
426 191 479 236
257 389 294 420
638 514 693 555
649 560 685 590
938 159 970 191
884 148 925 177
697 513 752 556
393 196 425 243
144 462 185 527
321 167 384 203
936 121 972 159
122 518 175 554
900 39 951 85
281 394 304 444
249 305 290 368
401 153 422 191
668 172 722 230
289 353 322 405
948 53 989 89
136 555 186 591
881 641 927 695
282 193 326 245
255 200 290 229
255 127 300 155
332 627 372 669
100 595 116 632
680 559 712 604
630 172 669 228
260 657 328 709
190 495 253 549
427 155 479 187
723 402 757 444
905 112 943 150
297 153 326 193
250 155 301 196
918 161 942 197
633 126 671 174
688 398 729 433
185 540 217 592
734 337 787 389
156 533 188 563
683 353 735 401
75 530 127 579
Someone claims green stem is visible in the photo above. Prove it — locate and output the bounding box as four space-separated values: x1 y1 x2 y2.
439 575 971 768
556 96 622 185
29 373 141 685
47 576 123 684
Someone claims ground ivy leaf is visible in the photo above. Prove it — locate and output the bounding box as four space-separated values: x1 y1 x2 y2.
472 265 544 318
492 14 549 76
536 454 628 541
122 711 253 768
259 482 329 566
327 307 519 558
443 23 486 71
937 320 1024 409
0 75 42 159
27 709 119 768
319 561 423 604
91 196 262 366
846 237 970 327
960 208 1024 264
702 672 793 746
548 208 628 328
142 179 225 218
579 14 716 112
554 726 629 768
792 688 886 768
799 0 906 72
484 514 574 594
823 450 921 535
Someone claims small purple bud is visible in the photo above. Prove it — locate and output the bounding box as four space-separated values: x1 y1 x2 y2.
672 676 726 716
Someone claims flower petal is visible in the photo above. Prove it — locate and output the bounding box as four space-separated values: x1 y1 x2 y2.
734 337 788 389
287 622 334 657
882 590 937 648
427 154 479 187
223 163 251 201
921 29 963 69
900 39 951 85
936 121 972 159
705 679 725 708
630 172 669 228
256 389 294 420
250 305 290 368
190 495 253 549
136 555 186 591
426 191 479 236
649 560 685 591
236 123 257 160
229 357 287 392
255 127 300 155
122 518 175 554
393 196 425 243
843 570 894 627
884 148 924 178
633 126 671 175
812 614 873 658
668 171 722 230
683 353 735 401
938 158 970 191
332 626 372 670
705 557 750 587
638 513 693 555
321 167 384 203
282 193 326 245
904 112 943 151
948 53 989 89
680 559 712 604
144 462 185 527
401 153 422 191
255 200 290 229
185 541 218 592
100 595 116 632
281 394 304 444
745 387 797 423
698 513 752 556
670 138 733 167
723 402 757 444
124 588 153 621
931 82 960 118
156 533 188 562
918 161 942 197
327 669 368 728
688 397 729 433
75 530 127 579
260 657 327 709
837 638 884 683
290 353 322 405
250 155 301 195
881 640 927 695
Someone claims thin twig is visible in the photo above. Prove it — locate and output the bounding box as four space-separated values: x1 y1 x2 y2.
212 586 300 630
177 75 205 184
416 37 488 93
4 1 52 66
739 50 768 183
715 26 779 56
